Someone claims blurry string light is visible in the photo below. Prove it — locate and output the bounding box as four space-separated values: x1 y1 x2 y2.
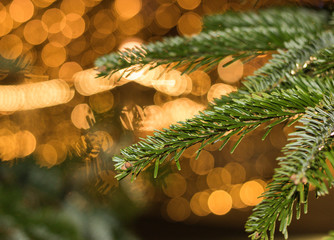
0 79 73 112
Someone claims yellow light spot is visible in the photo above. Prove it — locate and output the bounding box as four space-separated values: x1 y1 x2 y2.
60 0 86 16
81 0 102 7
190 150 214 175
206 167 231 190
118 14 144 36
48 139 67 164
189 70 211 96
48 31 71 47
240 180 265 206
0 3 7 23
207 83 236 102
91 33 116 54
155 4 181 29
15 130 36 158
24 20 48 45
35 144 58 168
217 56 244 84
71 103 95 129
42 8 66 33
9 0 34 23
177 12 202 36
59 61 83 80
118 38 143 51
62 13 85 39
167 197 191 221
114 0 142 20
89 91 114 114
190 191 211 216
162 173 187 198
152 70 190 96
177 0 201 10
208 190 232 215
93 10 117 35
41 43 66 67
224 162 246 184
229 184 247 209
0 34 23 59
0 13 13 37
0 129 17 161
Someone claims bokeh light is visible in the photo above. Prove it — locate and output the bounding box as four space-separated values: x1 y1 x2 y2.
217 56 244 84
166 197 191 221
114 0 142 20
9 0 34 23
162 173 187 198
239 180 265 206
24 20 48 45
208 190 232 215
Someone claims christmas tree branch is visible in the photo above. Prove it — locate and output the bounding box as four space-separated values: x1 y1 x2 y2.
203 7 327 32
246 95 334 240
112 75 332 180
95 8 326 78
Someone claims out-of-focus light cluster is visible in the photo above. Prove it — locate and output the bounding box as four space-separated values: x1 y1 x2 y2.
0 0 307 223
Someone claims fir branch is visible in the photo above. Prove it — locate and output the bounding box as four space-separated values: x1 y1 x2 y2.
112 75 332 180
95 8 326 78
246 96 334 240
243 31 334 93
0 55 29 73
203 7 327 32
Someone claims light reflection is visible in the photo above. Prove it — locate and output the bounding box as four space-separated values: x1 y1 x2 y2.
208 190 232 215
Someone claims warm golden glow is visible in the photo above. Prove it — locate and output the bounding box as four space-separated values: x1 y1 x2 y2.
0 12 13 37
190 150 214 175
71 103 95 129
89 91 114 114
208 190 232 215
93 10 117 35
118 15 144 36
15 130 37 158
166 197 191 222
35 144 58 167
31 0 56 8
118 38 143 51
162 173 187 198
114 0 142 20
9 0 34 23
239 180 265 206
140 105 164 131
177 12 202 36
190 191 211 216
217 56 244 83
59 62 83 80
24 20 48 45
0 34 23 59
60 0 86 16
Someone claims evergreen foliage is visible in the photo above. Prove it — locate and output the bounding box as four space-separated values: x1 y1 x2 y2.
95 7 334 240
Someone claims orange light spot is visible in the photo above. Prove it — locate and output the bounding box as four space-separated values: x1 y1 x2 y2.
217 56 244 84
229 184 248 209
31 0 56 8
240 180 265 206
0 3 7 23
114 0 142 20
15 130 36 158
24 20 48 45
89 91 114 114
189 70 211 96
207 83 236 102
118 38 143 51
206 167 231 189
177 12 202 36
166 197 191 222
177 0 201 10
60 0 86 16
48 139 67 164
0 13 13 37
224 162 246 184
42 8 66 33
93 10 117 35
41 43 66 67
208 190 232 215
155 4 181 29
140 105 164 131
62 13 85 39
190 150 214 175
162 173 187 198
59 61 83 80
71 103 95 129
190 191 211 216
118 14 144 36
9 0 34 23
0 34 23 59
35 144 58 168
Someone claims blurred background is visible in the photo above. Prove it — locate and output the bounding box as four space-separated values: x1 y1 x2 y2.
0 0 333 239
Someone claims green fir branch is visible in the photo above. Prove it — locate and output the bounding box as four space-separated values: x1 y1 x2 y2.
246 95 334 239
112 75 334 180
203 7 327 32
95 7 327 78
